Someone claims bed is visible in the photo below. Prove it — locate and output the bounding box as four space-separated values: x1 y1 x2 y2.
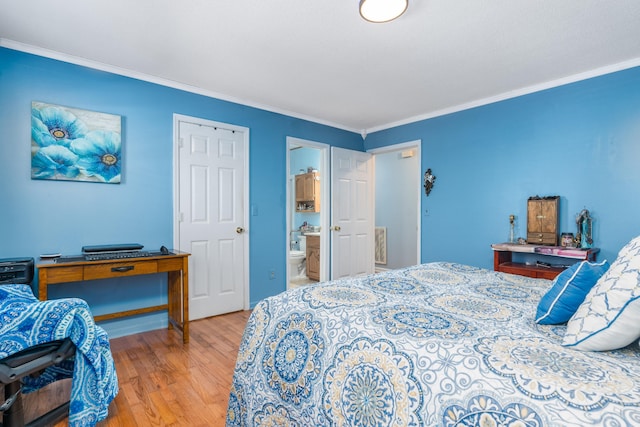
226 261 640 426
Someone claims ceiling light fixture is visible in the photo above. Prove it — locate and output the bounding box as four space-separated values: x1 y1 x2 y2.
359 0 408 23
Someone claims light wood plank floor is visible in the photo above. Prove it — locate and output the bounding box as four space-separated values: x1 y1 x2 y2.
23 310 252 427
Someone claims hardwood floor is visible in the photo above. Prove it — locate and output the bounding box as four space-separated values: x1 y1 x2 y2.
23 310 252 427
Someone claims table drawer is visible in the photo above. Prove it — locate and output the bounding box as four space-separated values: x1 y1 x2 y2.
84 261 158 280
44 266 83 284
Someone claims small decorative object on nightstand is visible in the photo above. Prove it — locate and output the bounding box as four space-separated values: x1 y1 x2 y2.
509 214 516 243
527 195 559 245
575 209 593 249
561 232 575 248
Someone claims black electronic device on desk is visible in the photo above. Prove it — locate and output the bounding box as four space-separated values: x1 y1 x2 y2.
82 243 149 261
0 258 34 284
81 243 144 253
52 243 146 263
54 244 173 263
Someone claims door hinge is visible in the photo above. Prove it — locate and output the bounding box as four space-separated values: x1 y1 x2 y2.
178 137 185 148
178 212 184 222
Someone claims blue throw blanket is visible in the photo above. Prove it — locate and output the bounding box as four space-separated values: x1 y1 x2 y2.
0 284 118 426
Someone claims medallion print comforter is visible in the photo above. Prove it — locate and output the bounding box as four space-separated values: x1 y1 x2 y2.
227 262 640 426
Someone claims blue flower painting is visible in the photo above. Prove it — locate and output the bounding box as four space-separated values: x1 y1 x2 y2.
31 102 122 184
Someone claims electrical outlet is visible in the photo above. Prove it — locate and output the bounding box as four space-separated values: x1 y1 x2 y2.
269 269 276 280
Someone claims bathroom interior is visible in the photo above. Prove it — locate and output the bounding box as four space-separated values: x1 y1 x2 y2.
287 140 421 289
288 143 322 289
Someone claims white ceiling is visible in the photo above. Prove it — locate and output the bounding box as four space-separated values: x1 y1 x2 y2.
1 0 640 133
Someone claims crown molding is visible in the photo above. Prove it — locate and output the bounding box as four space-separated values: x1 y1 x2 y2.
3 39 639 136
367 57 640 134
0 39 358 134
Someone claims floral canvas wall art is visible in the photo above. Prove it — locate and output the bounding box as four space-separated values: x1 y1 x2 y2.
31 102 122 184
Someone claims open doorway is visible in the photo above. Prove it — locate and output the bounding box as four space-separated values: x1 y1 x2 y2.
286 137 330 289
369 140 421 271
286 138 420 289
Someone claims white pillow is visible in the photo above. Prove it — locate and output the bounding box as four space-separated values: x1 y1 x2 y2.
563 238 640 351
616 234 640 259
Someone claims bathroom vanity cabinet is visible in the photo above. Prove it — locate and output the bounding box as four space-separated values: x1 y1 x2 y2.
295 172 320 212
306 235 320 281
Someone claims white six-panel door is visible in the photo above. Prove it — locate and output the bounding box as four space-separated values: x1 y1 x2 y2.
330 147 374 279
176 118 247 320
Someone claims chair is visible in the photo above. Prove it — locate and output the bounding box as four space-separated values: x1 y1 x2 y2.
0 257 76 427
0 339 75 427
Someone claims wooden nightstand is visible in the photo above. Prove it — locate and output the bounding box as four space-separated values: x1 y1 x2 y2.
492 243 599 280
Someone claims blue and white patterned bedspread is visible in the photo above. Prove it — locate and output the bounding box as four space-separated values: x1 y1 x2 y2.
227 262 640 426
0 284 118 426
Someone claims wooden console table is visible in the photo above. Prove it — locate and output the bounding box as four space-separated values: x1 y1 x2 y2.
37 251 190 343
492 243 599 280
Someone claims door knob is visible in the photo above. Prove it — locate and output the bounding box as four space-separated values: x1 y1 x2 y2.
331 225 341 231
236 227 244 234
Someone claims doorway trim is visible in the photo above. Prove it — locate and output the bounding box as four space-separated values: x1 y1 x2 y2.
173 113 251 311
286 137 330 288
368 140 422 266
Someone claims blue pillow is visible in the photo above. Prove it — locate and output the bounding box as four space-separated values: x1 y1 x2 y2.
535 260 610 325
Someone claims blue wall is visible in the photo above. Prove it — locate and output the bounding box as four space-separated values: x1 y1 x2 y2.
4 46 640 338
365 66 640 268
0 47 363 337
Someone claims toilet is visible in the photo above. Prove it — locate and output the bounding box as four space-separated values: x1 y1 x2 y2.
289 235 307 280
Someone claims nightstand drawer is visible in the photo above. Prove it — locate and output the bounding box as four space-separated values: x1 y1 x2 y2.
527 232 557 245
84 261 158 280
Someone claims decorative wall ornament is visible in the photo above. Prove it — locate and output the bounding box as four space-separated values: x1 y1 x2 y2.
423 168 436 196
31 101 122 184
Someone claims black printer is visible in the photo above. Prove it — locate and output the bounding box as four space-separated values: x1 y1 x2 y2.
0 258 35 285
